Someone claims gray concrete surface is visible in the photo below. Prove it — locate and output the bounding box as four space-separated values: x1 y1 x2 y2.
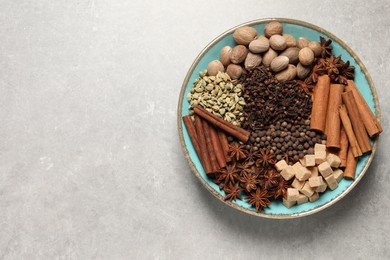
0 0 389 259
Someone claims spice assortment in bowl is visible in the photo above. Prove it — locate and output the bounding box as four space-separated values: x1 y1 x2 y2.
178 19 381 218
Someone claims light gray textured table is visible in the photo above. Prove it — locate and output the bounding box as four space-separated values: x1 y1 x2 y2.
0 1 389 259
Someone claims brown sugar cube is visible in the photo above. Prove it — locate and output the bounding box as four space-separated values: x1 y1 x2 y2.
325 174 338 190
280 166 295 181
283 198 297 208
313 182 327 193
308 176 324 188
275 160 288 172
309 167 319 178
309 192 319 202
292 178 305 190
297 193 309 205
315 150 327 165
314 143 326 152
333 169 344 183
327 153 341 168
301 182 314 197
293 162 311 181
318 161 333 178
299 158 306 167
287 188 300 201
304 154 316 167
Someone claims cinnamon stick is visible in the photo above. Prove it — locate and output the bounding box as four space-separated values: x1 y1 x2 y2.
325 84 345 148
310 75 331 133
345 80 382 137
194 105 250 142
342 91 372 154
183 115 201 155
202 120 220 172
339 105 362 157
337 126 348 168
209 125 227 168
194 115 212 174
344 147 357 180
217 130 231 163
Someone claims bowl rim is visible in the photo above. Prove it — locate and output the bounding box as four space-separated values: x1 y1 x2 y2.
177 18 380 219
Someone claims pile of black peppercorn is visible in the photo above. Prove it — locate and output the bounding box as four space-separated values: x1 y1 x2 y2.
245 119 326 164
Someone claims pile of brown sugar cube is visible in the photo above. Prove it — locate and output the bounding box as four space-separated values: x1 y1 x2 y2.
274 144 344 208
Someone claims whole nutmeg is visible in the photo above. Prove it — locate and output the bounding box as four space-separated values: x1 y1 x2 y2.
245 52 262 70
299 47 315 66
220 46 232 66
249 38 269 53
280 47 300 64
262 48 278 67
233 26 257 45
282 34 296 47
296 37 310 49
264 21 283 38
270 56 289 72
269 35 287 51
230 45 248 64
308 41 322 57
276 64 297 82
297 62 312 79
207 60 225 76
226 64 243 79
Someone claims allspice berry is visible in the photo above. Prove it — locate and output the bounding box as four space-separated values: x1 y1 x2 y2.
207 60 225 76
264 21 283 38
233 26 257 45
226 64 243 79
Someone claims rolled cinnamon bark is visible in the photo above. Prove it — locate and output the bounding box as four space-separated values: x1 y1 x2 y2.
342 91 372 154
183 116 201 154
326 84 345 148
344 147 357 180
310 75 330 133
339 105 362 158
337 126 349 168
202 120 220 172
209 125 227 169
217 130 231 163
345 80 382 137
194 105 250 142
194 115 213 174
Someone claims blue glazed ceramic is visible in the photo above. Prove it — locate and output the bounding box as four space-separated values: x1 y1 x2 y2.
177 18 380 218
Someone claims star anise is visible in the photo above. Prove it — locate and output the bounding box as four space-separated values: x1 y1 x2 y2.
295 80 313 95
246 188 271 211
256 148 276 168
304 63 326 85
244 147 260 164
228 142 248 162
324 55 344 75
223 182 242 201
320 36 333 58
217 163 239 185
273 178 292 199
263 169 281 190
238 161 255 175
335 60 355 84
238 170 259 192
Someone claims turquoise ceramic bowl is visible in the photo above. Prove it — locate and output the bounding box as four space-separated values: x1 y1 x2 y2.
177 18 380 219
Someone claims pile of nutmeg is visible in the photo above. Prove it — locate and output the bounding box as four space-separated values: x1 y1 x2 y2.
207 21 321 81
